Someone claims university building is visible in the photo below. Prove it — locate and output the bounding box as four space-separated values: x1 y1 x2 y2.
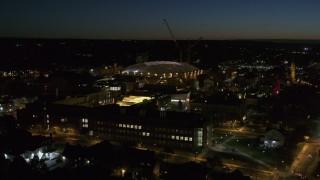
18 102 212 150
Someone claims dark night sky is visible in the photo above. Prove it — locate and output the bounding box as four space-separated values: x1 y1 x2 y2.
1 0 320 40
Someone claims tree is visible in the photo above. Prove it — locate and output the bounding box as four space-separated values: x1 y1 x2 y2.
8 156 31 178
207 156 222 168
292 125 310 143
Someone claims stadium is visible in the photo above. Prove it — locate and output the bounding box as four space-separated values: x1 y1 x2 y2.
121 61 202 85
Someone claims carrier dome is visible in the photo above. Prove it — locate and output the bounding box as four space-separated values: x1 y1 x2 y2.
122 61 199 75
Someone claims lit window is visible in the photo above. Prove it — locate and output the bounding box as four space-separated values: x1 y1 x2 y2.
138 126 142 129
171 135 175 139
119 124 122 127
180 136 184 140
146 132 150 136
82 118 88 123
134 125 138 129
82 118 88 128
89 130 93 136
130 125 133 129
142 132 146 136
123 124 126 128
176 136 179 140
198 136 203 146
184 137 188 141
189 137 193 141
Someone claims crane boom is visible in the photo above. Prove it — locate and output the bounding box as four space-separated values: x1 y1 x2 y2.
163 19 182 62
187 36 203 64
190 36 203 49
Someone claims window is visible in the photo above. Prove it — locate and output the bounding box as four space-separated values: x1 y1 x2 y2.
138 126 142 129
82 118 89 128
197 129 203 146
189 137 193 141
120 107 126 114
160 111 166 118
139 109 146 116
110 86 121 91
171 135 175 139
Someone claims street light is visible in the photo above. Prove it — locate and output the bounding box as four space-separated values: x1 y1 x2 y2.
282 160 287 180
121 168 126 177
62 156 66 162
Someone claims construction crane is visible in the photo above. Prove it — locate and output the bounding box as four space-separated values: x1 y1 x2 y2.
163 18 202 63
163 19 182 62
187 36 203 64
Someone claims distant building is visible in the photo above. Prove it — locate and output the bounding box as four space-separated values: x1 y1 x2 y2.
290 62 296 83
136 52 149 64
261 129 285 148
189 92 245 126
203 78 214 91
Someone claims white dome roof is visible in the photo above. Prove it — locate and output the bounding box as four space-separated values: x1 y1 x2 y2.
122 61 199 74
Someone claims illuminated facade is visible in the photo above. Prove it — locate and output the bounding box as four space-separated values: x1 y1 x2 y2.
121 61 203 85
291 62 296 83
116 96 152 106
91 106 211 150
18 104 211 150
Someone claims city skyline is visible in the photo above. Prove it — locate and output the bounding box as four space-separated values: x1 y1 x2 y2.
1 0 320 40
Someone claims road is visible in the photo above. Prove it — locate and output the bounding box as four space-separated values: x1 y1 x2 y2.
210 127 281 179
290 140 320 179
46 130 275 178
37 129 315 179
214 127 320 179
213 127 265 138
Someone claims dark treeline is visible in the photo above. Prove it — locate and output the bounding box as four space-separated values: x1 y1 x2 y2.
0 38 320 70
